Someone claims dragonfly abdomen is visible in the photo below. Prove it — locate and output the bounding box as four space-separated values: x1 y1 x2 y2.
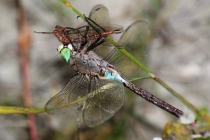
54 29 115 47
123 80 184 118
68 30 114 42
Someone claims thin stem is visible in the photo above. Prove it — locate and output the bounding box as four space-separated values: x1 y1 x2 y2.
130 76 153 82
154 76 201 116
0 106 44 114
15 0 38 139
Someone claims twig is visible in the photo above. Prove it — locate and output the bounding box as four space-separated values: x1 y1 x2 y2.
0 106 44 114
15 0 38 140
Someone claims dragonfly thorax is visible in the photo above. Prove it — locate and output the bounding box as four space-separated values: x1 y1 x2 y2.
70 51 109 76
69 50 126 84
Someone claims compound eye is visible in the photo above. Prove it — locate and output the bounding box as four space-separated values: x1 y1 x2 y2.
67 44 73 51
57 44 64 52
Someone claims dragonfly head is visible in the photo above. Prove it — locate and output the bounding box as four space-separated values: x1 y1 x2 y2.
57 44 73 62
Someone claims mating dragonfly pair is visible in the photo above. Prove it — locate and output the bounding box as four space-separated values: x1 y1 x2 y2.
35 4 183 127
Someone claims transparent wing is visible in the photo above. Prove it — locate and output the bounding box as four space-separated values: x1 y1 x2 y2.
108 20 150 79
45 74 89 114
78 4 123 34
45 74 124 127
87 4 123 33
88 4 111 26
83 77 124 127
83 101 114 127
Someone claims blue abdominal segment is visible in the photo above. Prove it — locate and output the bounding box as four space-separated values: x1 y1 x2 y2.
104 71 124 83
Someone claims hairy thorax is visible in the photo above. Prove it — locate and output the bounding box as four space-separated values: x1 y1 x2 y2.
70 51 115 76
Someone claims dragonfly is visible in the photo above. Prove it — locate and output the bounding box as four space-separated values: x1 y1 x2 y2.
45 19 184 127
34 4 123 58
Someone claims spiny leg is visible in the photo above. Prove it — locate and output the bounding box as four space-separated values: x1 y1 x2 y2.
84 15 106 34
86 38 106 52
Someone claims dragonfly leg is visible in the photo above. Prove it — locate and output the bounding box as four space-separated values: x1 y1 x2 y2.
64 27 80 37
84 15 106 34
65 25 91 50
86 38 106 52
67 38 77 51
75 25 90 36
64 27 81 39
60 27 79 50
81 25 89 39
65 25 90 37
79 26 90 49
69 25 90 38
